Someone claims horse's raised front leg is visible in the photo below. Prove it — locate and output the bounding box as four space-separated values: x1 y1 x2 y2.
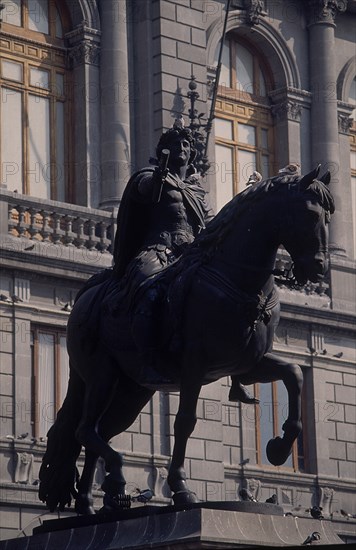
167 378 201 505
240 352 303 466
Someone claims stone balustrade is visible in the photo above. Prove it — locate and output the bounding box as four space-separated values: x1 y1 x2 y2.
0 189 116 254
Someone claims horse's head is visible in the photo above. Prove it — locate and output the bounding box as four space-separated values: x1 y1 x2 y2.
281 166 335 286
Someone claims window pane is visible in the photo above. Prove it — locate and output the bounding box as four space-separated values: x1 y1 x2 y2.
30 67 50 89
259 66 267 97
59 336 69 406
38 333 55 436
259 383 274 465
261 129 268 149
215 144 234 212
215 118 233 140
55 6 63 38
351 176 356 259
1 88 22 191
262 155 269 178
277 380 293 467
28 94 51 198
351 151 356 171
28 0 49 34
238 124 256 146
236 44 254 94
2 0 21 26
56 73 64 96
215 39 231 88
2 59 23 82
348 78 356 121
238 150 256 190
56 101 65 201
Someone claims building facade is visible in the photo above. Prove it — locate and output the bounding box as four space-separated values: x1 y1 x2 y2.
0 0 355 542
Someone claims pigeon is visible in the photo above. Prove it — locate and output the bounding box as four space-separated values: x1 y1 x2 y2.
278 163 301 176
302 531 321 545
131 488 154 504
61 303 72 312
307 506 324 520
0 294 11 302
266 494 278 504
11 295 23 303
173 115 185 129
246 171 262 186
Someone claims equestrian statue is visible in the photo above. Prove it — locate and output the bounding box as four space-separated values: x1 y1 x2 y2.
39 122 334 515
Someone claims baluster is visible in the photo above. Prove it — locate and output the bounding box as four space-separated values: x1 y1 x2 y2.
52 213 64 245
17 206 28 237
28 207 39 241
74 217 86 249
8 205 18 234
87 219 98 250
41 209 52 242
64 215 75 247
98 221 110 253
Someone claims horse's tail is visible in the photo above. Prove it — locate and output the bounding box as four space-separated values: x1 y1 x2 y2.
38 366 84 512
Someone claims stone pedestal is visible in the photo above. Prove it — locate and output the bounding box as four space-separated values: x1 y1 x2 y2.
0 503 346 549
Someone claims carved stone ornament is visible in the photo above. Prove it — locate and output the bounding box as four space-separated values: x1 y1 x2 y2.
14 452 33 484
338 113 354 134
244 0 266 25
245 478 262 501
306 0 348 26
68 39 100 67
318 486 334 517
153 466 168 498
271 100 302 121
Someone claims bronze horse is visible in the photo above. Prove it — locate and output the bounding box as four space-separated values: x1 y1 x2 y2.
39 167 334 514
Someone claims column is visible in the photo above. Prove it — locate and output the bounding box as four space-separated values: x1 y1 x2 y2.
306 0 347 255
67 26 101 208
271 92 303 171
100 0 131 209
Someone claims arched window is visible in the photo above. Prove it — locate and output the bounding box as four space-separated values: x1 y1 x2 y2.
214 37 275 212
349 77 356 258
0 0 71 201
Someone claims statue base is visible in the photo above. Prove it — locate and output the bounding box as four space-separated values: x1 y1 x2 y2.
0 502 346 549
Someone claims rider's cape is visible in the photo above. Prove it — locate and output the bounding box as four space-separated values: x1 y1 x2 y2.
113 167 212 278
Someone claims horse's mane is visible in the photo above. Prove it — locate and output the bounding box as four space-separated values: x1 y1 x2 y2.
182 174 334 262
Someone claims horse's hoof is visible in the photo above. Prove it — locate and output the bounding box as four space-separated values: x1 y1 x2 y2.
75 494 95 515
266 437 292 466
172 490 199 505
101 474 126 497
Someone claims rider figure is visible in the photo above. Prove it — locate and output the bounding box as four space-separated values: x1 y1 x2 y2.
112 121 256 402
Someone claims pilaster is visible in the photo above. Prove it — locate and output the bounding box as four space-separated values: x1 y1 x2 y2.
305 0 347 256
66 25 101 208
99 0 131 209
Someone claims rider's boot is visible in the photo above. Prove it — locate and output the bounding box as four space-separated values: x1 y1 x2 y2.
229 377 260 404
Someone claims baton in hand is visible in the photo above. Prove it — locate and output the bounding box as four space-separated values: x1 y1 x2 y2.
152 149 170 203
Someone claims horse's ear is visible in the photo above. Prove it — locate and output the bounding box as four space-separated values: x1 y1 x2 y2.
299 164 321 190
319 170 331 185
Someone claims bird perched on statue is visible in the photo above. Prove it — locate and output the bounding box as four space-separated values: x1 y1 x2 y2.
307 506 324 520
239 488 257 502
278 163 301 176
302 531 321 545
246 171 262 186
266 494 278 504
173 115 185 129
131 488 154 504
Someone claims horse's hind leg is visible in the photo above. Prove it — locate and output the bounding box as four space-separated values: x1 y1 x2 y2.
75 377 154 514
240 353 303 466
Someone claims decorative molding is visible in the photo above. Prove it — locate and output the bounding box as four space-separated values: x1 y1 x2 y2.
306 0 348 26
13 277 30 303
68 39 100 67
271 100 302 121
318 486 334 517
153 466 168 499
244 478 262 501
244 0 266 25
338 113 354 134
14 452 33 484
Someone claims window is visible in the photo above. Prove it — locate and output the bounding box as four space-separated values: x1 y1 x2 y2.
31 327 69 437
214 38 274 211
0 0 71 201
349 78 356 258
255 381 305 471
